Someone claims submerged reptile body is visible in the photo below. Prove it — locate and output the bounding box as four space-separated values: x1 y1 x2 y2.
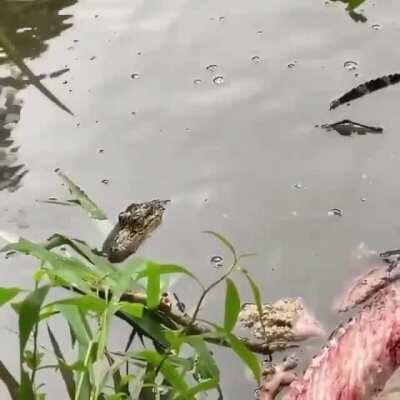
102 200 170 262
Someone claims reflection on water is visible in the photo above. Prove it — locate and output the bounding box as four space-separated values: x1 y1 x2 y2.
0 0 77 191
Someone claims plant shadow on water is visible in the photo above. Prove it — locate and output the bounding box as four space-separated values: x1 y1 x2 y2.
0 0 76 192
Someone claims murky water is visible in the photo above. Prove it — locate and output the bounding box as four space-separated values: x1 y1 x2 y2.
2 0 400 397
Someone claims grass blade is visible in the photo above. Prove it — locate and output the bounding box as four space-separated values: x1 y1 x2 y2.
0 287 21 307
47 324 76 399
0 27 73 116
347 0 366 10
19 285 50 353
0 360 19 400
226 332 261 383
224 279 240 333
202 231 237 261
56 169 108 220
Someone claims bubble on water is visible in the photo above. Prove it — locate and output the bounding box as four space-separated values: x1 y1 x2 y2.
328 208 343 217
213 76 224 85
206 64 218 73
256 30 263 35
371 24 382 30
219 16 225 22
360 197 367 202
361 173 368 180
287 62 296 69
131 73 140 79
344 61 358 71
210 255 224 268
101 179 110 185
251 56 261 64
193 79 202 85
48 196 58 202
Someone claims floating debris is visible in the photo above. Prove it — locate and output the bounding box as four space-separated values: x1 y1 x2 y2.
287 62 296 69
321 119 383 136
210 255 224 268
206 64 218 73
101 179 110 185
193 79 202 85
343 60 358 71
212 76 224 85
293 183 303 190
131 73 140 79
49 67 70 79
251 56 261 64
371 23 382 30
328 208 343 217
330 73 400 110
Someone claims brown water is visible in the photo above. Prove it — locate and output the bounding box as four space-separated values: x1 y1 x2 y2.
1 0 400 398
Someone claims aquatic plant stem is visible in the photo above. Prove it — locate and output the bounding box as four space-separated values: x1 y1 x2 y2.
30 282 39 388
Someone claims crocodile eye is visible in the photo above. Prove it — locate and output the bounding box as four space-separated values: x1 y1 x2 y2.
133 216 145 226
118 211 130 225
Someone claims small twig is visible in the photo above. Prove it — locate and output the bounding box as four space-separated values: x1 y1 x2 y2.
67 286 289 355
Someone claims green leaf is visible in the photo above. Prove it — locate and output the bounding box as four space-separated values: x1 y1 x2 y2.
118 301 144 318
135 350 190 395
58 305 92 346
46 295 108 314
147 269 160 309
47 324 75 399
346 0 366 10
45 234 116 275
0 27 73 116
19 285 50 353
226 333 261 383
186 379 218 397
6 239 95 293
136 261 203 290
202 231 237 261
240 268 265 336
0 287 21 308
224 279 240 333
0 360 19 400
184 336 219 380
56 169 108 220
124 309 168 347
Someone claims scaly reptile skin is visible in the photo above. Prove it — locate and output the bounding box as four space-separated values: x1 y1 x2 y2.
102 200 170 263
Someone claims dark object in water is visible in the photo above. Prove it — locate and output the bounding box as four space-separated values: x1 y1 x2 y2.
102 200 170 263
321 119 383 136
330 73 400 110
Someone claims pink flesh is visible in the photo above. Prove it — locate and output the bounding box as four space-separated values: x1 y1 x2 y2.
333 264 393 312
283 283 400 400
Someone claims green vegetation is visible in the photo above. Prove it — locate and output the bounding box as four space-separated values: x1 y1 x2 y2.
0 174 275 399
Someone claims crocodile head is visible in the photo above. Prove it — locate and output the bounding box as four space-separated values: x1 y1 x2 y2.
102 199 170 263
